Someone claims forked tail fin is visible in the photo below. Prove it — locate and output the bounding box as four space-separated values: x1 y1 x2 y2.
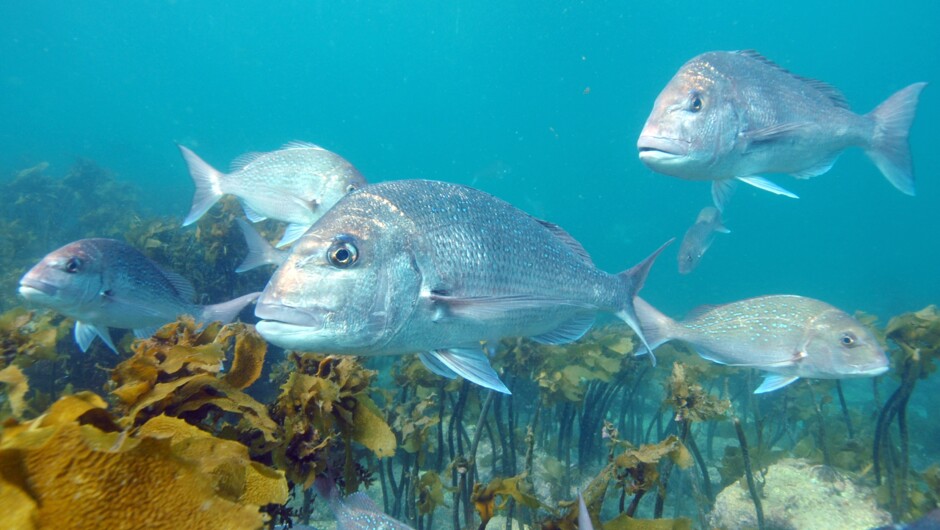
199 292 261 324
179 144 226 226
865 82 927 195
235 218 288 272
615 238 673 364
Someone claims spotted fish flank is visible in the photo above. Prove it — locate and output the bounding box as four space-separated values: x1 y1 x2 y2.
634 295 889 393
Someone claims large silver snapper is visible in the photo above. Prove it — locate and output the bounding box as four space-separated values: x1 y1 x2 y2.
634 295 889 393
179 141 367 246
637 50 926 210
255 180 669 394
18 238 260 353
677 206 729 274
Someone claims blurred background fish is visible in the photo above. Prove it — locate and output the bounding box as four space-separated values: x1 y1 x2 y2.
677 206 730 275
316 479 415 530
637 50 926 211
179 141 367 246
18 238 259 352
634 295 890 393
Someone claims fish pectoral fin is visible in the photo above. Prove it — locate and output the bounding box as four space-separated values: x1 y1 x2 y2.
530 312 595 345
75 321 118 354
277 223 312 247
240 201 268 223
754 374 800 394
428 292 592 322
761 350 808 368
736 176 799 199
743 122 815 144
425 348 511 394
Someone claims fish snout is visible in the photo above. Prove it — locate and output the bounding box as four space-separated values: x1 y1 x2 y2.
254 299 325 329
637 135 691 159
18 274 59 300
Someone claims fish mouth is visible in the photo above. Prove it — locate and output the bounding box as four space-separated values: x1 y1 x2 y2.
254 301 325 329
637 136 691 160
18 278 57 299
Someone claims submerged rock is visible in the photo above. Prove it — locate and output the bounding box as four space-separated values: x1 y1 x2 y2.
709 458 891 530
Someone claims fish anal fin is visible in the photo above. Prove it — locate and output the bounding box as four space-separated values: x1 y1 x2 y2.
530 313 595 345
754 374 800 394
133 326 160 340
277 223 312 247
791 155 839 179
241 202 268 223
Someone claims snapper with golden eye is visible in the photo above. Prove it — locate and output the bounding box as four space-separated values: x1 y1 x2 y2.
255 179 672 394
637 50 926 211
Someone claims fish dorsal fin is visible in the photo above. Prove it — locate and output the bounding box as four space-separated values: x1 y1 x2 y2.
535 218 594 265
156 268 197 303
735 50 850 109
531 312 595 345
229 151 265 171
685 304 719 321
343 492 380 512
281 140 323 151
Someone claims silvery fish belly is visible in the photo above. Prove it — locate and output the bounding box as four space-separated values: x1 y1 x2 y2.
255 180 668 394
179 141 368 246
637 50 926 211
18 238 259 353
635 295 890 393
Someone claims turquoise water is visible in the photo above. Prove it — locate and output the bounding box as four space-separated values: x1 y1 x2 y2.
1 2 938 526
2 1 936 320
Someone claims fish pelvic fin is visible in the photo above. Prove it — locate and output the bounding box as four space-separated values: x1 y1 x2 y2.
74 321 118 354
865 82 927 196
615 239 673 363
422 348 510 394
199 292 261 325
235 218 282 272
754 374 800 394
179 145 226 226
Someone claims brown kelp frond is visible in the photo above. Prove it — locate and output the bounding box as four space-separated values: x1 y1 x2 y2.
0 393 287 530
0 308 69 367
666 362 730 423
270 353 396 490
471 472 545 527
109 317 278 445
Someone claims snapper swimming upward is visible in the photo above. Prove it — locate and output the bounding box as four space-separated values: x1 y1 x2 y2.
637 50 926 211
255 180 670 394
677 206 729 274
18 238 259 353
634 295 889 393
179 141 367 246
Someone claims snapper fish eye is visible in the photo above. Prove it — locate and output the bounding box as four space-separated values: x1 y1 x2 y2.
65 257 83 273
689 92 703 112
327 235 359 268
840 332 857 347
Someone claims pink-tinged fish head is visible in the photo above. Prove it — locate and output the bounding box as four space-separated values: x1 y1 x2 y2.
799 309 890 379
18 240 106 318
637 53 742 180
255 190 421 353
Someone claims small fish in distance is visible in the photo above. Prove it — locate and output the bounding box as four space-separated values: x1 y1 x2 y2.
637 50 926 211
634 295 889 393
178 141 367 246
18 238 259 353
235 218 289 272
677 206 729 274
255 180 671 394
317 480 415 530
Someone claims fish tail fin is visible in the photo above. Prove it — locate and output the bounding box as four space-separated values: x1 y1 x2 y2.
615 239 673 364
178 144 226 226
199 292 261 324
235 218 278 272
632 297 680 357
865 82 927 196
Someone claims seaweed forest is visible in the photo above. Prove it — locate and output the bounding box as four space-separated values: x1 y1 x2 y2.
1 162 939 530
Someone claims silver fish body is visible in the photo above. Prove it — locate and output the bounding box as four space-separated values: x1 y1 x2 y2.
179 141 367 246
18 238 259 353
635 295 889 393
677 206 729 274
255 180 668 393
637 50 926 210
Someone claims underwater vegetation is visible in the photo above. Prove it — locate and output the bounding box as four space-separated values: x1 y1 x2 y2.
2 160 940 529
